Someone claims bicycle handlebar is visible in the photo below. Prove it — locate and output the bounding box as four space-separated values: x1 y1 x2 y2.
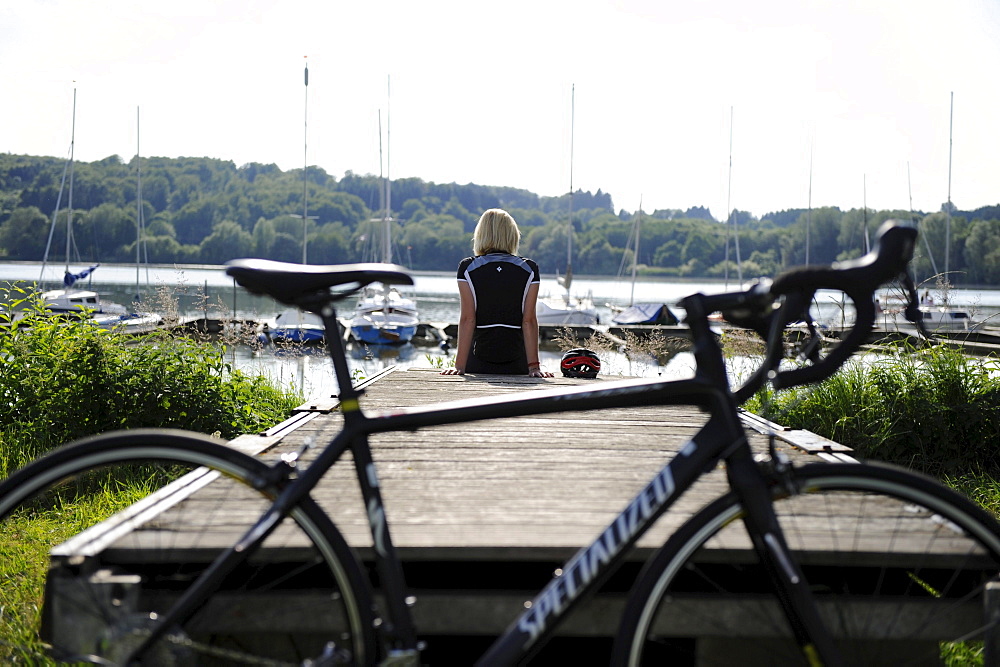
767 219 918 389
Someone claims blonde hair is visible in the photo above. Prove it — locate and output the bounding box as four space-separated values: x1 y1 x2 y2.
473 208 521 255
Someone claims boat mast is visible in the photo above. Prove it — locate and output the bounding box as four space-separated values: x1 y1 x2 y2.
563 83 575 296
806 140 813 265
384 75 392 265
724 106 741 288
945 90 953 281
630 197 641 307
39 88 76 286
863 174 870 253
135 106 150 301
378 109 385 219
65 88 77 277
302 58 309 264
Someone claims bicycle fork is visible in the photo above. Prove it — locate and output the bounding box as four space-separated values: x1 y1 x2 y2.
726 448 845 667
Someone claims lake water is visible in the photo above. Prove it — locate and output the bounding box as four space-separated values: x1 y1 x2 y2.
4 260 999 399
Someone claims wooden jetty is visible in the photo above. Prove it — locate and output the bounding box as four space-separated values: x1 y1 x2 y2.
45 369 991 663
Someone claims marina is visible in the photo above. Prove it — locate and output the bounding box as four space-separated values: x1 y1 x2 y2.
4 261 1000 399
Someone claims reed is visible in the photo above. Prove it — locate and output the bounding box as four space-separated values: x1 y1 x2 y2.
748 344 1000 477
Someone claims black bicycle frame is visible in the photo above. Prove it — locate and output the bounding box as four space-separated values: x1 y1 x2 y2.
130 294 831 664
314 295 827 663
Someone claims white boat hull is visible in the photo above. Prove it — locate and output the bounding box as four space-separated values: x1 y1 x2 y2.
42 288 162 333
536 297 600 326
878 305 975 332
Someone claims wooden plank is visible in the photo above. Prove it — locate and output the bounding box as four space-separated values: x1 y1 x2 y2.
60 368 812 563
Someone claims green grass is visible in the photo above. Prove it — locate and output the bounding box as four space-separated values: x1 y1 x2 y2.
1 484 157 664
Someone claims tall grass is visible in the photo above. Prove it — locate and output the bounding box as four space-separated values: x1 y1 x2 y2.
747 344 1000 478
1 284 301 476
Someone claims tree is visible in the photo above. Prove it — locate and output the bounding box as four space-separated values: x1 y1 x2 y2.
399 214 467 269
2 152 1000 283
653 239 683 270
682 228 716 266
199 220 253 264
963 220 1000 284
269 233 302 263
80 203 134 261
684 206 716 221
142 236 187 263
252 217 277 257
173 198 217 245
309 222 351 264
0 206 49 259
442 198 475 231
146 212 176 239
578 237 621 275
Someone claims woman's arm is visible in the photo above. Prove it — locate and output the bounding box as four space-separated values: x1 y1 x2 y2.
522 283 552 378
441 281 476 375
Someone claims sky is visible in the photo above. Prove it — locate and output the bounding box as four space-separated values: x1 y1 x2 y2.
2 0 999 220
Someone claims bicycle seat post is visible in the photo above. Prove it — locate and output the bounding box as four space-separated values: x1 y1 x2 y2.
316 303 364 408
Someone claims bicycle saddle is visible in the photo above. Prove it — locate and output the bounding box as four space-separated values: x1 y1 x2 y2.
225 259 414 306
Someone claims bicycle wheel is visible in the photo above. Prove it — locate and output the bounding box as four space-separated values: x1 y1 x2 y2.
0 429 377 666
614 461 1000 666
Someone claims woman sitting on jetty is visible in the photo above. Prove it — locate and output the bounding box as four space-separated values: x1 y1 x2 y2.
441 209 553 377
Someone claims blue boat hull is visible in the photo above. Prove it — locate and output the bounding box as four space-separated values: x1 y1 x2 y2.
350 324 417 345
269 326 325 344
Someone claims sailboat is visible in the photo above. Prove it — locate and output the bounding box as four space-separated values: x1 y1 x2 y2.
535 84 599 326
348 212 419 344
39 92 161 333
349 92 419 345
268 60 326 344
611 201 680 327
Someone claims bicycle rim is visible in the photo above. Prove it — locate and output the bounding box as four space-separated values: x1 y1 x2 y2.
615 462 1000 666
0 429 376 666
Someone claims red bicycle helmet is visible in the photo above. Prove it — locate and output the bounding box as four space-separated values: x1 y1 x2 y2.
560 348 601 378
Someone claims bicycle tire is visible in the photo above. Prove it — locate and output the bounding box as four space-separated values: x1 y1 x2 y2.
0 429 377 666
613 461 1000 666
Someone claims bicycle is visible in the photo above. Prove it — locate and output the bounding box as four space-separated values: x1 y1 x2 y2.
2 219 999 665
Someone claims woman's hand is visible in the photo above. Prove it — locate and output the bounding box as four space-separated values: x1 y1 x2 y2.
440 368 465 375
528 368 554 378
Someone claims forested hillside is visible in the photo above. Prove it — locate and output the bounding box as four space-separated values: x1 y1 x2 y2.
1 153 998 285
